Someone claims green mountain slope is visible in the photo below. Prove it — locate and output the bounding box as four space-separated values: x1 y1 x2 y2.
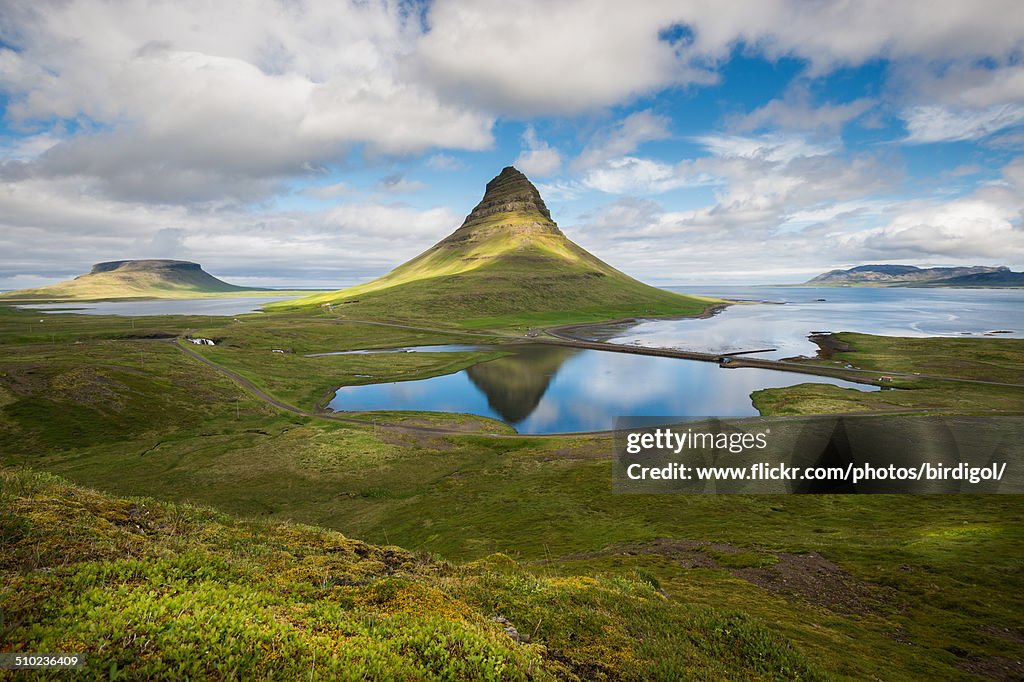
0 260 257 301
271 167 716 324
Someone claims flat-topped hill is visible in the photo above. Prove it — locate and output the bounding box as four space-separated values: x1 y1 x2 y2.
272 167 715 324
0 259 257 301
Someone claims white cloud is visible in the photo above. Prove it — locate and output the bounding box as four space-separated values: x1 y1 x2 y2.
426 153 463 171
730 84 875 134
0 130 63 161
840 198 1024 259
573 110 672 170
0 176 461 288
696 134 838 162
892 62 1024 110
839 159 1024 259
581 157 715 194
0 1 493 204
303 182 352 199
902 104 1024 143
416 0 1024 114
514 127 562 177
415 1 715 114
375 174 427 193
568 156 1024 282
890 62 1024 143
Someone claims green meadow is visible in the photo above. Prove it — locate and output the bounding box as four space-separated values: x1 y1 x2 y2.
1 302 1022 679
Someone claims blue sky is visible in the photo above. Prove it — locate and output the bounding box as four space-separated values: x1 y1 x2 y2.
1 0 1023 289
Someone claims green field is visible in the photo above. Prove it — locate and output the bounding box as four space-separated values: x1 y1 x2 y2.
754 333 1024 416
1 304 1022 679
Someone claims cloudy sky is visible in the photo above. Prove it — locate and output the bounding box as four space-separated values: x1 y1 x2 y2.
2 0 1023 289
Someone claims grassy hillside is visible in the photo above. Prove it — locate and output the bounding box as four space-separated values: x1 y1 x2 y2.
269 168 717 324
0 260 268 302
2 467 834 680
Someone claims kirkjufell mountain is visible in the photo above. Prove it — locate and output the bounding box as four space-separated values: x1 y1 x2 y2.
275 167 711 321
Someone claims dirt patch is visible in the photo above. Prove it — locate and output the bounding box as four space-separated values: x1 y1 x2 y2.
980 625 1024 645
50 366 125 411
0 364 49 395
733 551 893 615
375 426 454 450
956 655 1024 681
561 538 894 614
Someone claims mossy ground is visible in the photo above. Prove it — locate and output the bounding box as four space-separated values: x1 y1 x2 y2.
1 305 1022 679
3 468 836 680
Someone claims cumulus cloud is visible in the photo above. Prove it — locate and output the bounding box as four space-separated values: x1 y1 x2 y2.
3 1 1024 285
573 110 672 170
426 153 463 171
580 133 859 196
839 159 1024 259
729 84 875 134
890 62 1024 143
0 1 493 204
567 156 1023 282
0 175 461 289
581 157 715 194
514 127 562 177
416 0 1024 114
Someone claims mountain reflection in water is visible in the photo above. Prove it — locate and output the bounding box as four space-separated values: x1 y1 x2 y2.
328 344 879 434
465 345 578 423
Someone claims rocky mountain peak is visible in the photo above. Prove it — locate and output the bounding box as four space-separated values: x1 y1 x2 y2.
461 166 552 225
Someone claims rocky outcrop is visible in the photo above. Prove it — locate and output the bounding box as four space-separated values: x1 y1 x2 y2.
89 260 205 275
462 166 552 223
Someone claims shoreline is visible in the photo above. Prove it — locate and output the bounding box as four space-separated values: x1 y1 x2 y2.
545 301 733 342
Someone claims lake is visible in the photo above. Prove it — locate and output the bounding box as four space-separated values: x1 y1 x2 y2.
18 296 300 317
575 286 1024 359
328 344 880 434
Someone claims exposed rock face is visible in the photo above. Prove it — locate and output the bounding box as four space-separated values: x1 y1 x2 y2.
463 166 552 222
438 166 563 248
89 260 204 275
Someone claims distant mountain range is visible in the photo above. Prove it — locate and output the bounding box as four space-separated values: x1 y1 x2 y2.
0 259 259 301
805 264 1024 288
